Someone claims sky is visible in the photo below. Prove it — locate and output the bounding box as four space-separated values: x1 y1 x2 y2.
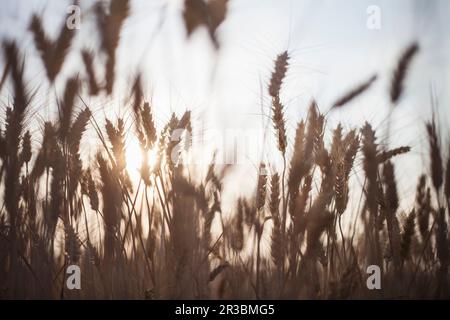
1 0 450 214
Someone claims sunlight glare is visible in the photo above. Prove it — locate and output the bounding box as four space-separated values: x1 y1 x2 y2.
126 138 158 181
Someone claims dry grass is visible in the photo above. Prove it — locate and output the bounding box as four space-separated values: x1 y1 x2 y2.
0 1 448 300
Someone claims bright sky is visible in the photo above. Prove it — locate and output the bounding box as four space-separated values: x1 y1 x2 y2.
1 0 450 214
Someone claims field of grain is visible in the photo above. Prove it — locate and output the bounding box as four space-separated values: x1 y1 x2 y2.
0 0 449 299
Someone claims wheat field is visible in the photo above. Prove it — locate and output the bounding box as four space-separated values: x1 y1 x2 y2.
0 0 449 300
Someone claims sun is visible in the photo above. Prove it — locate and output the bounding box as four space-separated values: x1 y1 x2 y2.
126 138 158 180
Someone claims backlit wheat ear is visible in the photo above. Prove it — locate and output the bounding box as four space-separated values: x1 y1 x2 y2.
132 73 143 114
426 118 443 192
268 51 289 98
390 42 419 104
29 6 76 83
85 168 99 211
59 76 79 141
377 146 411 163
304 101 321 162
361 122 379 215
445 155 450 201
3 40 29 114
209 263 229 282
141 102 157 148
85 240 101 268
255 163 267 212
183 0 208 37
343 130 359 178
361 122 382 266
20 131 32 166
67 108 91 201
53 2 78 76
269 173 283 268
183 0 228 49
305 204 333 258
97 153 123 262
332 74 377 108
48 147 65 239
272 96 287 155
2 40 31 264
330 124 344 159
31 122 57 182
382 161 401 271
415 175 431 242
288 120 306 199
230 198 244 252
68 108 91 156
166 111 191 169
81 50 100 96
96 0 130 94
331 125 349 215
0 53 11 92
